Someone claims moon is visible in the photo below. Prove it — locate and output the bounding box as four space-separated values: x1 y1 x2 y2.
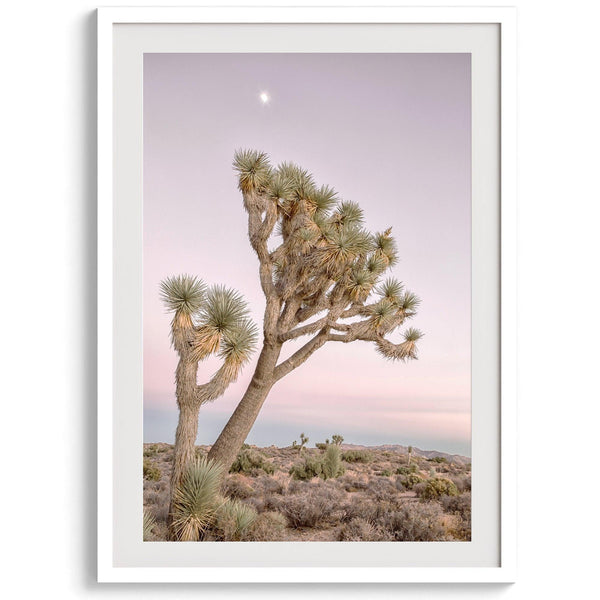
259 92 270 104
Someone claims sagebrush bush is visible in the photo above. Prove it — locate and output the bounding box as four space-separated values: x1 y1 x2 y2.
280 486 344 528
341 449 373 463
396 464 418 475
315 442 328 451
441 492 471 522
230 449 275 476
402 472 424 489
246 511 288 541
322 445 345 479
223 474 254 499
171 457 224 541
337 518 389 541
289 456 324 480
420 477 459 500
212 498 258 541
143 458 161 481
290 446 345 481
382 502 447 541
144 444 160 458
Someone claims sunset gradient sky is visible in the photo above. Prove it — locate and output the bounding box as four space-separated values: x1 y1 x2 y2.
143 53 471 456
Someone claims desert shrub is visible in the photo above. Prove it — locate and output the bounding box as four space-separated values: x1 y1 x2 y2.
212 499 258 541
396 464 418 475
428 456 448 464
442 492 471 522
145 490 160 505
448 474 470 493
230 449 275 476
412 482 427 497
171 457 224 541
143 458 161 481
393 476 406 492
322 444 345 479
429 468 437 478
280 486 343 528
289 456 324 480
382 502 447 541
342 449 373 463
420 477 459 500
246 511 288 541
144 444 160 457
340 474 370 492
337 518 389 541
143 509 156 541
380 469 393 477
223 474 254 499
402 473 424 489
315 442 328 451
255 475 285 496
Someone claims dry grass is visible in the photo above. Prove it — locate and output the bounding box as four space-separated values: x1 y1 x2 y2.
143 443 471 542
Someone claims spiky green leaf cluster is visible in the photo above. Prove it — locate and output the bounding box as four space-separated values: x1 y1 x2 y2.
233 149 272 193
200 285 252 334
160 274 206 315
171 457 224 541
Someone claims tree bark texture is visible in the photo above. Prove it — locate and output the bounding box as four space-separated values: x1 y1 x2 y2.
207 341 281 469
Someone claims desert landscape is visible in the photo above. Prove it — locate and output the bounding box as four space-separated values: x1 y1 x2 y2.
143 440 471 542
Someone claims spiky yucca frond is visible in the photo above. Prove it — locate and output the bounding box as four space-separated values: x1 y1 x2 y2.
373 229 398 266
347 267 377 301
377 278 404 304
399 291 421 312
233 149 272 194
403 327 423 342
375 328 423 362
160 275 206 316
368 299 397 330
318 225 373 274
331 200 364 227
268 171 294 201
276 162 316 200
219 319 259 365
366 254 388 275
143 509 156 541
171 457 224 541
312 184 338 215
200 285 252 333
213 499 258 541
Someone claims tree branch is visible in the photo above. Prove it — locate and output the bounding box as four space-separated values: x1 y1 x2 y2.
273 331 329 381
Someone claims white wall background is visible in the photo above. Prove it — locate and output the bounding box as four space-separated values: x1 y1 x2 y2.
1 0 598 597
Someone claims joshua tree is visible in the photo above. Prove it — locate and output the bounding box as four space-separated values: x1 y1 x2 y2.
407 445 413 466
331 434 344 446
159 275 258 523
298 432 309 453
207 150 423 470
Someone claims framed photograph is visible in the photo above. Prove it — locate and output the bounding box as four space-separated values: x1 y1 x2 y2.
98 5 516 583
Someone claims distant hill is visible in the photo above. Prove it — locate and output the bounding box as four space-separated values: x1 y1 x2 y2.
340 443 471 466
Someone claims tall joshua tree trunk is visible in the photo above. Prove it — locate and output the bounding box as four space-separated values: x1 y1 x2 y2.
159 275 258 539
170 359 202 502
207 150 423 472
208 341 281 469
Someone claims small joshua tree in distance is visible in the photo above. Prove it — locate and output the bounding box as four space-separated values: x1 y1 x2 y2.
331 434 344 446
207 150 423 470
160 274 258 534
298 432 309 453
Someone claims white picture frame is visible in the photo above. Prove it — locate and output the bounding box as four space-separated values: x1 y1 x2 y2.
98 4 516 583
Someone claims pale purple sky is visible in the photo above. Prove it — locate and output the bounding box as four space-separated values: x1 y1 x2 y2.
143 53 471 455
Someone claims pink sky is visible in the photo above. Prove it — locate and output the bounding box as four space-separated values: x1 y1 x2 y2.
143 53 471 455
